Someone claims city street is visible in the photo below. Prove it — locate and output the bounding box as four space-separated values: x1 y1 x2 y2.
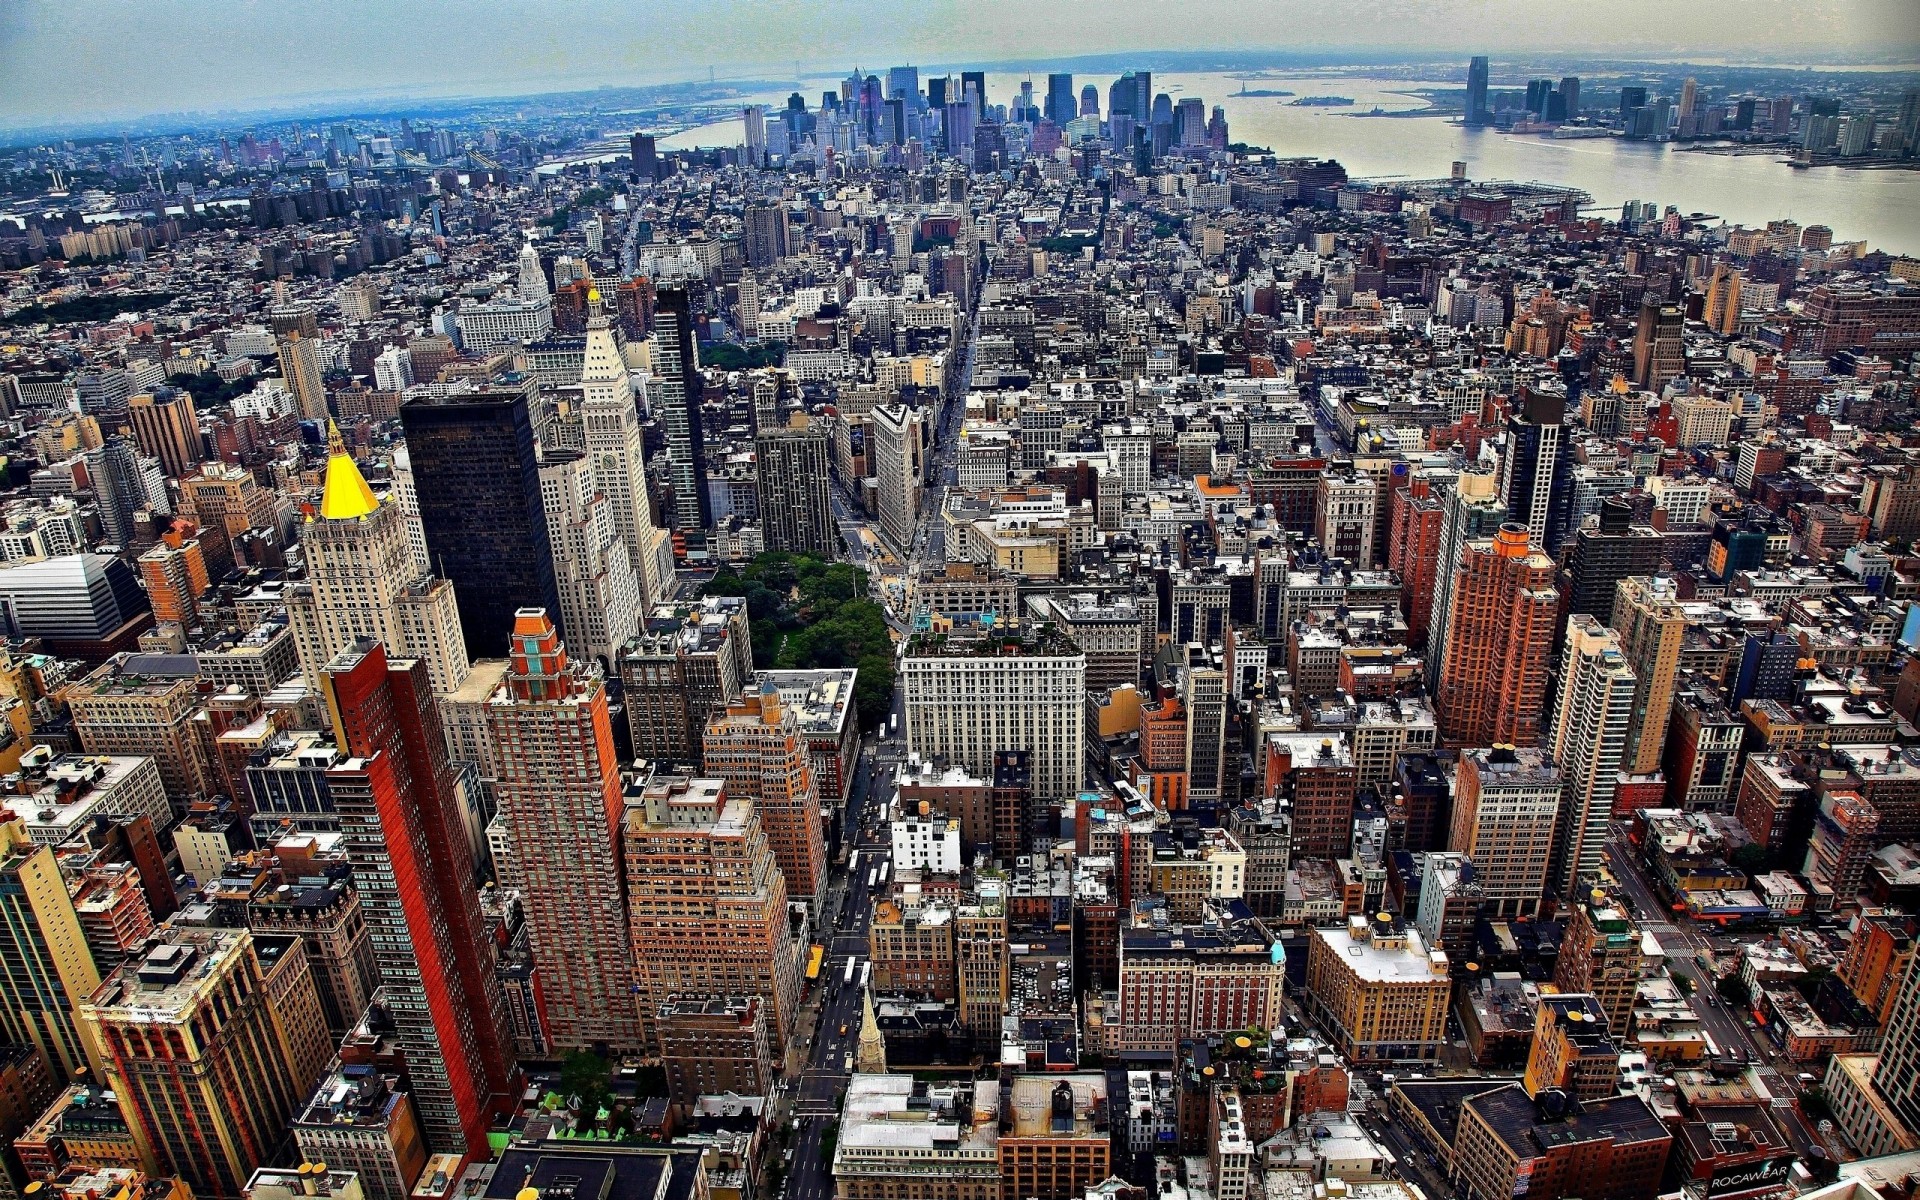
1602 825 1786 1085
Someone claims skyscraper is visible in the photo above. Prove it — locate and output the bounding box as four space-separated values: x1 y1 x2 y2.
743 203 788 268
902 623 1086 800
1434 523 1559 748
1045 73 1076 126
629 132 658 180
1465 56 1490 126
1449 746 1561 918
79 926 327 1199
288 424 470 693
278 330 328 422
1558 76 1581 119
517 240 549 302
704 689 827 912
961 71 986 110
1424 464 1508 693
743 105 767 161
870 402 923 552
488 609 647 1052
539 448 641 671
1496 383 1570 552
1557 495 1662 627
653 286 711 532
625 775 801 1056
321 641 516 1160
127 387 201 478
85 435 147 549
580 288 674 606
756 412 837 555
399 386 560 657
1548 617 1637 896
1704 263 1744 335
1633 294 1685 389
1611 575 1688 778
0 813 101 1080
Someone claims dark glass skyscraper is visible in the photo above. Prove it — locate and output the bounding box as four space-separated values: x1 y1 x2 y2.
1045 73 1076 125
399 385 560 657
654 285 712 532
1466 56 1490 125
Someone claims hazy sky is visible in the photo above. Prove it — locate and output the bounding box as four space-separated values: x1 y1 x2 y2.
3 0 1917 129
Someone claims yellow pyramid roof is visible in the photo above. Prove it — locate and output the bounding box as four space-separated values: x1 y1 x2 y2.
319 421 379 520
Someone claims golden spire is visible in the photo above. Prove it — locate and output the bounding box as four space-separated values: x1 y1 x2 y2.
319 420 380 520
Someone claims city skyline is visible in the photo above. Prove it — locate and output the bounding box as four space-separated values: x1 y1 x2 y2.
3 0 1918 131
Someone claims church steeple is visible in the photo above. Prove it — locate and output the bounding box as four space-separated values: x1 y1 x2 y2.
856 985 886 1074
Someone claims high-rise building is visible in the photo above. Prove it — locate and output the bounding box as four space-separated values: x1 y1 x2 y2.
75 367 131 422
871 402 924 552
79 926 327 1199
756 413 837 555
137 527 209 627
629 132 658 180
292 1063 428 1200
1434 523 1559 748
67 655 210 807
653 286 711 532
1315 462 1377 565
1496 383 1570 552
743 105 767 161
580 290 674 606
1045 73 1077 126
289 425 470 693
1465 56 1491 125
84 436 147 549
1553 889 1651 1038
517 240 549 301
1611 575 1688 777
743 204 787 268
902 623 1086 799
1872 944 1920 1137
618 595 754 762
655 994 776 1117
955 893 1009 1040
488 609 646 1052
277 331 328 422
538 448 640 671
1548 617 1637 897
1558 76 1581 119
0 814 101 1080
1704 263 1744 335
321 641 515 1160
1303 918 1452 1064
1424 464 1507 693
1633 294 1685 389
400 387 561 657
624 774 800 1052
1449 746 1562 919
126 388 201 478
1557 495 1662 627
703 688 827 911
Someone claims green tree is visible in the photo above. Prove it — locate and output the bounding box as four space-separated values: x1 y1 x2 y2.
560 1049 612 1122
704 552 897 730
1716 973 1750 1008
1730 843 1770 875
818 1118 840 1165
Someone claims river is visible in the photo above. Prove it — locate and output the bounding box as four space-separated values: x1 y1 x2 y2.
652 69 1920 255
